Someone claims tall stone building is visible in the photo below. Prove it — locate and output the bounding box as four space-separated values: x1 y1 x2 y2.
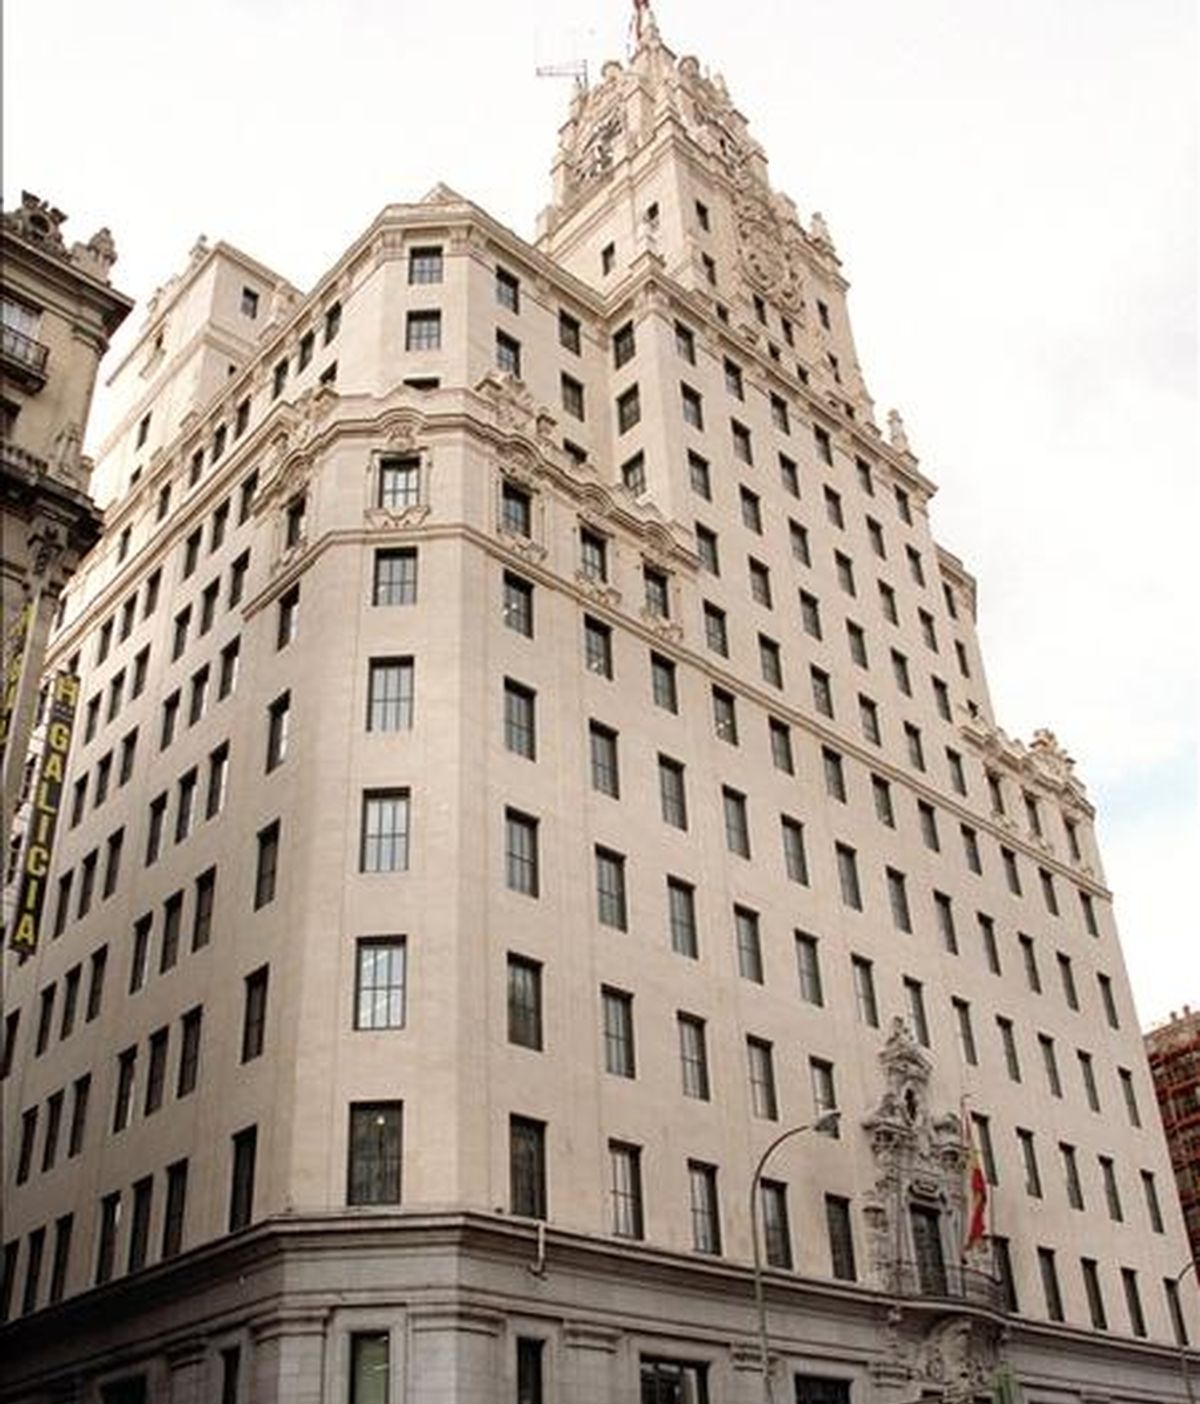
2 15 1195 1403
1146 1008 1200 1267
1 193 133 827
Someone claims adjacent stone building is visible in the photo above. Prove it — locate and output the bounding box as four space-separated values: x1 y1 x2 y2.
2 15 1195 1403
1 193 133 826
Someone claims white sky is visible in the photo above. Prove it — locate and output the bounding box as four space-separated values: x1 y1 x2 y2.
4 0 1196 1025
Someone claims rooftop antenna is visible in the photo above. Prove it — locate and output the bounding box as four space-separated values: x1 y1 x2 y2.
535 59 589 92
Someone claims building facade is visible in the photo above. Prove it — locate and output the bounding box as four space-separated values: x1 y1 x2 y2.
2 16 1196 1404
1 193 132 827
1146 1008 1200 1267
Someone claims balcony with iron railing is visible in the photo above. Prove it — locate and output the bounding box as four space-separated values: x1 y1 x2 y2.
887 1259 1008 1313
1 322 50 389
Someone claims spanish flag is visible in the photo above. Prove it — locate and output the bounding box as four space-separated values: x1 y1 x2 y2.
964 1120 989 1252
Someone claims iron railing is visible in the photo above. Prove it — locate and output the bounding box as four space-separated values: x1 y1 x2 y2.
1 323 49 380
890 1259 1008 1312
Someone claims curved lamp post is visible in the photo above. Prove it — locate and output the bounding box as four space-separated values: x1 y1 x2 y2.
1178 1257 1200 1404
749 1110 842 1404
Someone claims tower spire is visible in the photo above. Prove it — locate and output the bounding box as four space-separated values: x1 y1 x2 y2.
628 0 657 53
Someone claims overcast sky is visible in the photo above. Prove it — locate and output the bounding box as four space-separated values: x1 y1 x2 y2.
4 0 1195 1025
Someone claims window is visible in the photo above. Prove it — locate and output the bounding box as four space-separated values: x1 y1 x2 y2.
680 383 703 429
608 1142 644 1239
1039 867 1059 916
377 456 420 510
1009 1129 1043 1204
1001 846 1021 895
845 956 879 1030
361 790 410 873
961 824 982 874
177 1007 201 1097
932 676 952 721
344 1102 404 1209
602 988 636 1077
688 1161 721 1254
505 809 539 896
675 320 696 362
507 955 541 1049
86 947 107 1021
558 308 581 352
769 718 794 773
734 905 763 982
799 589 822 639
1061 1142 1084 1210
1121 1267 1146 1338
885 868 911 932
770 393 790 434
858 694 880 744
1141 1170 1164 1233
175 769 198 842
953 998 978 1065
495 330 521 376
918 608 938 651
1119 1068 1141 1127
68 1075 91 1157
747 1037 778 1120
1019 934 1041 993
835 551 856 596
749 558 772 607
502 571 533 636
616 384 641 432
731 420 753 466
160 891 183 971
265 691 290 771
904 722 925 771
723 358 744 399
1100 1155 1123 1221
811 667 833 717
1079 889 1099 937
95 1192 121 1286
600 242 615 275
1058 952 1080 1010
703 602 728 656
904 978 930 1047
145 1028 170 1118
611 320 636 368
795 932 823 1005
781 816 809 885
579 527 607 582
1039 1034 1062 1098
501 480 532 536
836 843 862 910
650 653 677 712
171 606 190 661
349 1333 390 1404
826 1196 856 1280
276 584 300 648
48 1215 72 1306
678 1014 710 1099
113 1046 137 1132
668 878 698 958
583 616 613 677
688 450 711 498
712 687 738 744
998 1016 1022 1081
405 309 441 350
1166 1276 1190 1347
206 743 229 818
1079 1050 1101 1112
946 748 967 795
191 867 215 952
722 787 750 857
696 524 719 575
254 820 280 908
644 565 670 618
236 965 269 1063
779 453 801 498
16 1108 38 1184
620 451 646 494
218 638 240 699
1097 972 1119 1028
589 723 620 797
509 1116 546 1219
658 755 688 829
595 847 627 929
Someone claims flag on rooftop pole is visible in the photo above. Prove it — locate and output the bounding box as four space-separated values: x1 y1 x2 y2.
963 1107 989 1253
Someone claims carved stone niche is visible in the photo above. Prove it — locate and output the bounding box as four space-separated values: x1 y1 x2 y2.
861 1019 969 1296
873 1307 1002 1404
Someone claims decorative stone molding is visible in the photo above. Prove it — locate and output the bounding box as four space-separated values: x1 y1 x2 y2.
364 505 430 531
561 1323 620 1354
574 573 622 609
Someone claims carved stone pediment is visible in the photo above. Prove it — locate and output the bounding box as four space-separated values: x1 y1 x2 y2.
380 409 425 453
499 531 547 564
575 575 622 609
365 505 429 531
874 1309 1002 1403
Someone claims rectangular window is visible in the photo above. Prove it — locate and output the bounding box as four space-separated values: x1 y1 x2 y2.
675 321 696 362
748 558 772 607
678 1014 710 1099
144 1027 169 1115
998 1016 1022 1082
276 585 299 648
851 955 879 1027
722 787 750 857
602 987 636 1077
356 938 407 1032
712 686 738 744
68 1075 90 1157
409 245 443 284
1058 953 1080 1010
146 792 166 864
595 846 628 930
378 456 420 509
95 1192 121 1286
658 755 688 829
367 658 414 733
505 809 539 896
703 601 728 656
502 571 533 636
506 954 541 1050
346 1101 403 1206
373 548 417 605
227 1126 259 1231
1018 1129 1043 1198
904 978 930 1047
254 820 280 908
265 691 290 771
240 965 269 1062
650 652 677 712
1141 1170 1164 1233
747 1037 778 1120
781 816 809 885
608 1141 644 1239
826 1196 856 1280
361 790 410 872
206 743 229 818
503 679 536 758
1119 1068 1141 1128
644 565 670 618
688 1161 722 1254
583 616 613 677
509 1116 546 1219
770 719 795 774
667 878 698 958
918 801 940 851
1039 1034 1063 1098
836 843 862 910
177 1007 201 1098
953 998 977 1065
886 868 912 932
1097 972 1120 1028
579 527 607 582
1121 1267 1146 1338
1061 1142 1085 1210
501 480 532 536
734 906 763 982
621 451 646 494
113 1046 136 1132
1100 1155 1123 1221
799 589 822 639
616 384 641 432
1079 1050 1100 1112
405 309 441 350
680 383 703 429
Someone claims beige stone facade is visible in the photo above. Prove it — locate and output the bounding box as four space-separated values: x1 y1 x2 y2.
1 193 132 829
2 17 1196 1404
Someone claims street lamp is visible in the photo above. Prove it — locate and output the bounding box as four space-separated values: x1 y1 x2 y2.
749 1110 842 1404
1177 1257 1200 1404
